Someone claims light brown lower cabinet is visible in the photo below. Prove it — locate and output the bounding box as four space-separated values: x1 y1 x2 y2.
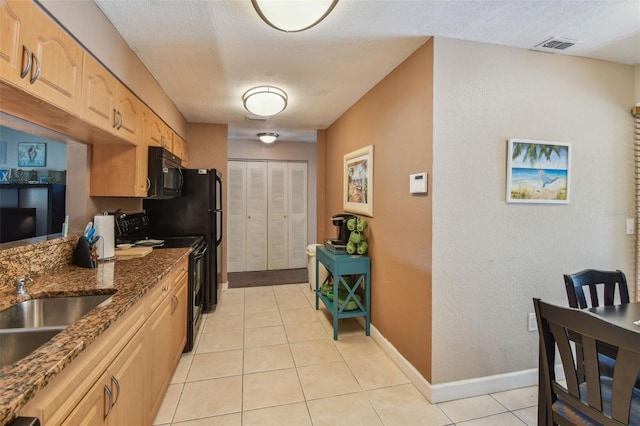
61 329 145 426
21 257 189 425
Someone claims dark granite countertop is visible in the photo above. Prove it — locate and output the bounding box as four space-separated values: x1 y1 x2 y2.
0 248 190 425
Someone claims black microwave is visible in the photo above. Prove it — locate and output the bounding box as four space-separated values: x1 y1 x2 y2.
147 146 183 199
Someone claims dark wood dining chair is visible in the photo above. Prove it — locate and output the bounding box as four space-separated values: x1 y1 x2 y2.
563 269 630 309
563 269 632 384
534 298 640 426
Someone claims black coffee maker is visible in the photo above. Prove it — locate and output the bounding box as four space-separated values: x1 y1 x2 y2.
330 213 355 245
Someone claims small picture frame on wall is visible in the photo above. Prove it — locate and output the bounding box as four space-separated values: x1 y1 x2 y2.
506 138 570 204
18 142 46 167
344 145 374 217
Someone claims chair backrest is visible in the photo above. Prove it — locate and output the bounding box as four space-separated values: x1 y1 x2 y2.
563 269 630 309
534 298 640 425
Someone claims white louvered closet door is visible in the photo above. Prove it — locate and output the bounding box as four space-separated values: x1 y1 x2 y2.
245 162 268 271
227 160 307 272
288 162 308 268
227 161 247 272
268 162 288 270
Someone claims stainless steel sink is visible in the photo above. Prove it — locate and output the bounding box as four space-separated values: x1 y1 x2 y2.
0 328 64 367
0 294 112 329
0 294 113 367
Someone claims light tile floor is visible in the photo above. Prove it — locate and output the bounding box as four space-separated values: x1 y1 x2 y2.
154 283 538 425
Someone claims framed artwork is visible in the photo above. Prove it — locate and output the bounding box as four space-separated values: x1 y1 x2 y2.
18 142 46 167
344 145 374 217
506 139 570 204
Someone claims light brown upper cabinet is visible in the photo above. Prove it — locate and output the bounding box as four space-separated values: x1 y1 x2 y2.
0 0 32 88
1 0 84 115
172 133 188 166
147 109 173 151
114 83 144 145
81 54 117 133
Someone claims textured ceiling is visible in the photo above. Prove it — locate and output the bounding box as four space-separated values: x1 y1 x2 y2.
93 0 640 143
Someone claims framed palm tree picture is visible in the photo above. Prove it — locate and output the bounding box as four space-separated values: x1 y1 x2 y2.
506 139 570 204
344 145 374 216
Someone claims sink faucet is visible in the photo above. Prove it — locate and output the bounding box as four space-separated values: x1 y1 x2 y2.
14 277 33 295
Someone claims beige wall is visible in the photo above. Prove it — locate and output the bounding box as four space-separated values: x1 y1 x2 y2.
227 139 319 246
325 41 434 380
636 65 640 105
432 38 636 384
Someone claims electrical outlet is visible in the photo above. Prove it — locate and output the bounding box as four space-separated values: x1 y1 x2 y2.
528 313 538 332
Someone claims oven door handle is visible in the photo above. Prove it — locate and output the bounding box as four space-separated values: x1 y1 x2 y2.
193 244 208 259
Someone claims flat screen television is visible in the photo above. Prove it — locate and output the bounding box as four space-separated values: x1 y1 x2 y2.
0 208 36 243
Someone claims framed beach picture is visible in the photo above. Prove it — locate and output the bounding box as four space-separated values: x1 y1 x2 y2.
344 145 374 217
506 139 570 204
18 142 46 167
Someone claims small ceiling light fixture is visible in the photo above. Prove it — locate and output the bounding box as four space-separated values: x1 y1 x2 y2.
258 132 279 143
243 86 288 117
251 0 339 33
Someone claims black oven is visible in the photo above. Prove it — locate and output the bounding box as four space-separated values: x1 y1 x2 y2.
114 212 204 352
188 241 207 351
147 146 183 199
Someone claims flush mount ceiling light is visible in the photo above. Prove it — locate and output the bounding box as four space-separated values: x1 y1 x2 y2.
251 0 339 33
257 132 278 143
242 86 288 117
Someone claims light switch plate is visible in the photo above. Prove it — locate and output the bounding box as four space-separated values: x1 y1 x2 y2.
626 218 635 235
410 172 427 194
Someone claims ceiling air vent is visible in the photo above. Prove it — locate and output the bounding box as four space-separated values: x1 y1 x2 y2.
533 37 581 53
245 115 269 122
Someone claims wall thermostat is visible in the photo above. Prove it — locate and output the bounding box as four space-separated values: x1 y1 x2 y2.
410 172 428 194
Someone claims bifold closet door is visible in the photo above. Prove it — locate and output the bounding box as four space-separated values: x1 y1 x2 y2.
267 162 288 270
287 162 307 269
228 160 306 272
227 161 267 272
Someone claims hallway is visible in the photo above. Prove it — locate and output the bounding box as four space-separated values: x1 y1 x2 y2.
154 283 538 425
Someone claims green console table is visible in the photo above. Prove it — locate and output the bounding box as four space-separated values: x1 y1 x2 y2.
315 246 370 340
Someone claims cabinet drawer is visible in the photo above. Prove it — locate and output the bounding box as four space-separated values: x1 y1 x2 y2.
146 273 172 315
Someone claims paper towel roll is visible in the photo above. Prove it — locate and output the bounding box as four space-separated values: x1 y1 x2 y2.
94 214 115 259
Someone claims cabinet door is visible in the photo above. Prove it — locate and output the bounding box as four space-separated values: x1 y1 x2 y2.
267 161 288 270
227 161 247 272
147 110 171 149
107 329 145 426
288 162 308 268
90 144 138 197
146 290 173 418
115 83 144 145
135 142 149 197
173 133 188 166
62 371 109 426
81 54 116 132
171 276 187 367
0 0 32 88
23 5 83 115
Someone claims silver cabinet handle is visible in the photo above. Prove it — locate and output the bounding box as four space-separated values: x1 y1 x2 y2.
171 295 178 314
29 53 40 84
117 111 123 130
113 109 119 128
103 385 113 419
20 46 31 79
111 375 120 406
146 177 151 191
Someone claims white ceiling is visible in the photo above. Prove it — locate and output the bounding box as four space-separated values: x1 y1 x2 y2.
93 0 640 143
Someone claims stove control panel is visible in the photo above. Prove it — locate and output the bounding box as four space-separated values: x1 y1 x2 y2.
114 212 149 237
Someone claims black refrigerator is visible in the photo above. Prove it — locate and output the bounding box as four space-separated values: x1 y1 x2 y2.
143 169 222 311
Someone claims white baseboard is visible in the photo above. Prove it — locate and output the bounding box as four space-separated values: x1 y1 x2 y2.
355 317 542 403
221 281 229 292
